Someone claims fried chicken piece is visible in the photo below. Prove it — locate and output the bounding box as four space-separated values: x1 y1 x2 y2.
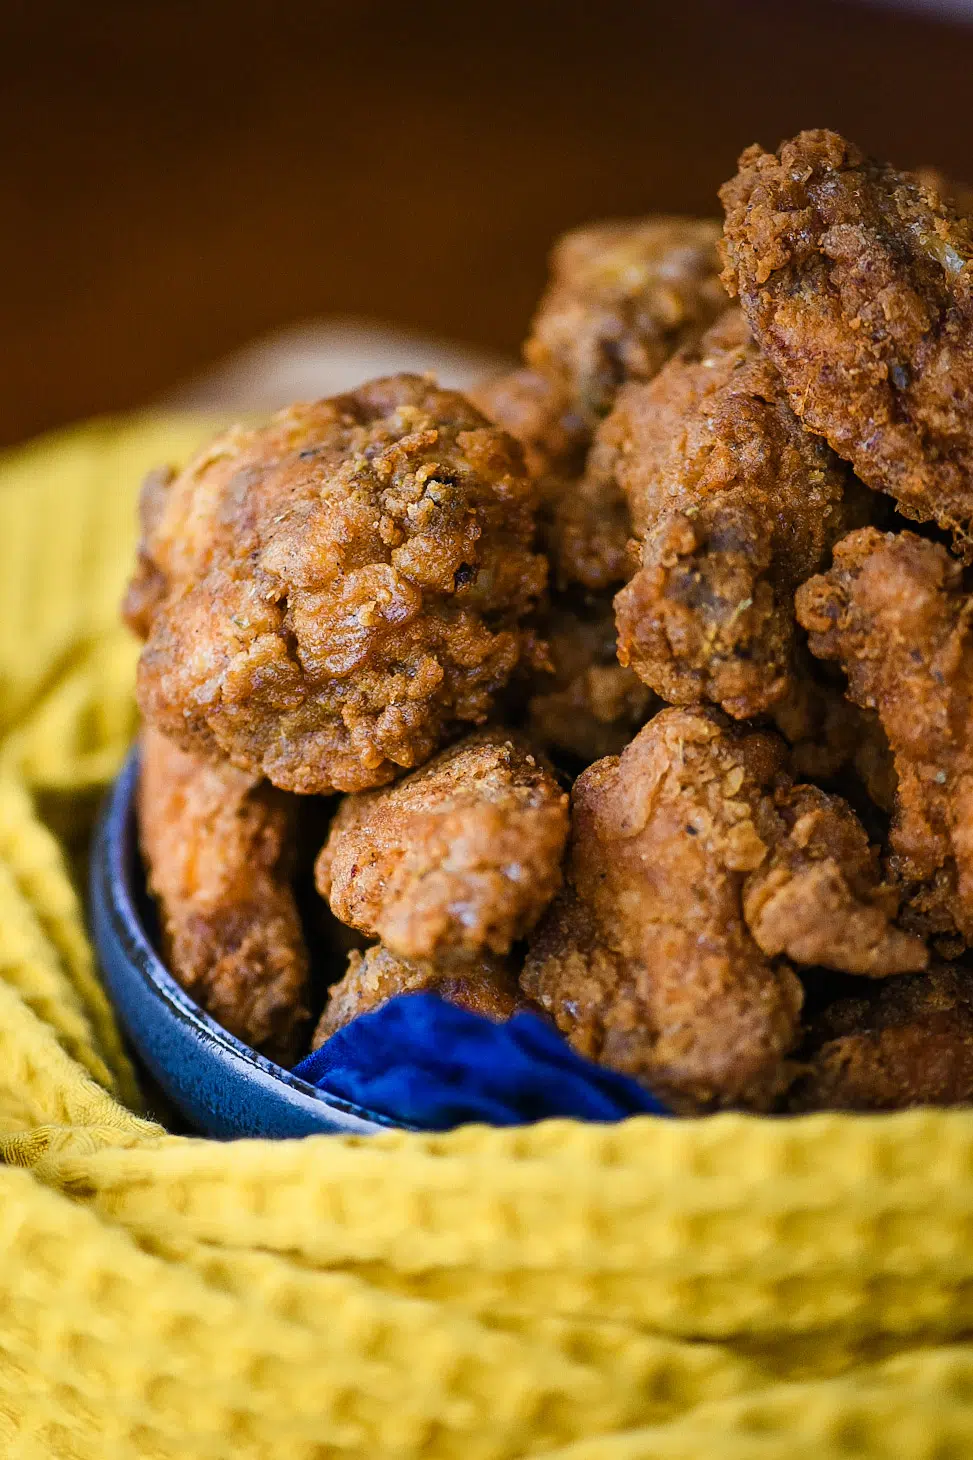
316 730 568 963
521 708 924 1111
474 220 725 595
768 663 895 807
469 366 632 592
521 709 802 1111
743 783 926 977
609 309 865 718
524 218 726 592
525 217 726 431
467 367 587 485
851 712 899 817
126 375 547 795
720 129 973 552
524 595 657 767
310 942 527 1048
550 461 635 594
137 727 310 1065
796 526 973 949
789 964 973 1112
123 464 178 639
312 731 557 1043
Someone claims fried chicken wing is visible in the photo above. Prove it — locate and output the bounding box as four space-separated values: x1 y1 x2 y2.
316 730 568 963
720 129 973 551
127 375 547 794
609 309 865 717
526 217 726 431
524 595 657 767
137 727 310 1065
521 708 924 1111
796 526 973 949
311 942 527 1048
789 964 973 1112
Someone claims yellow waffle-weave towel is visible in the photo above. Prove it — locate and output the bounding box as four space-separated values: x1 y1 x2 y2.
1 416 973 1460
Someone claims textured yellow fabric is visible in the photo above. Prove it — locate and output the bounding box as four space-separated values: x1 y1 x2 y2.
1 418 972 1459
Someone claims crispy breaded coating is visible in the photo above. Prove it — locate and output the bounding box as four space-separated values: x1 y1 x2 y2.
524 595 657 766
475 221 725 595
522 708 923 1111
123 465 178 639
610 309 864 717
743 783 926 977
467 367 587 484
526 217 726 431
137 727 310 1065
316 730 569 963
522 708 803 1111
522 218 725 593
469 366 631 592
550 460 635 594
126 375 547 795
796 526 973 949
311 943 526 1048
720 129 973 552
769 664 895 806
789 964 973 1112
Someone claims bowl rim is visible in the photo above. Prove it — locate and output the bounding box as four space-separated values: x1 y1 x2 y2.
95 748 411 1134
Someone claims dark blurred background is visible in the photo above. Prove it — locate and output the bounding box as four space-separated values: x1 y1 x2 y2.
3 0 973 447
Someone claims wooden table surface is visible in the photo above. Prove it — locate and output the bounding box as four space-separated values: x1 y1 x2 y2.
3 0 973 448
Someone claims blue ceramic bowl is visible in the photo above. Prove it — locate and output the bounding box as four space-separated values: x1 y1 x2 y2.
90 750 407 1138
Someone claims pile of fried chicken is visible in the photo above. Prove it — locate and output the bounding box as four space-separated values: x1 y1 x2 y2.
126 129 973 1115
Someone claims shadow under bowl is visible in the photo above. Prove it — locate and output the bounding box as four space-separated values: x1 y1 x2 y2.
90 749 408 1138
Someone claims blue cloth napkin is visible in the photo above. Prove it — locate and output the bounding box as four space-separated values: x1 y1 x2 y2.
293 993 668 1129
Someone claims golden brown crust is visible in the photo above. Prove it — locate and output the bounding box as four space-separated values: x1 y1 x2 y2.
796 527 973 950
522 707 924 1110
475 222 725 597
550 460 635 594
471 380 635 597
128 375 547 794
524 596 657 767
610 309 864 717
311 943 527 1048
467 367 587 484
768 664 895 804
525 219 725 594
525 217 726 431
743 783 926 977
522 708 805 1111
122 466 177 640
316 729 569 962
137 727 310 1065
720 129 973 552
468 366 631 594
789 965 973 1112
